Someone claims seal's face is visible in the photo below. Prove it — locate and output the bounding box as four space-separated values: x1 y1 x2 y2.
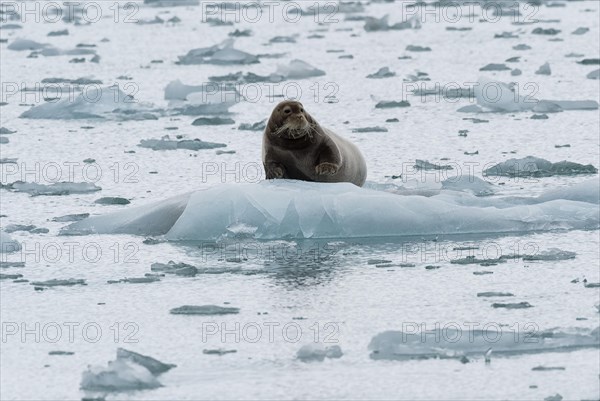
268 101 315 140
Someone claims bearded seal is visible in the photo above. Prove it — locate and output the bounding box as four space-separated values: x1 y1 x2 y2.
262 101 367 187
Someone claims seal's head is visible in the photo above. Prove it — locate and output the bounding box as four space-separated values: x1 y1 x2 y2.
267 100 316 140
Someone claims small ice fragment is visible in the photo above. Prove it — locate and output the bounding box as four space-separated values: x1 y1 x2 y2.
523 248 576 261
95 197 130 205
406 45 431 52
535 62 551 75
572 27 589 35
367 67 395 79
532 366 565 371
297 344 343 362
30 278 86 287
477 292 514 297
52 213 89 222
191 117 235 126
116 348 176 375
587 69 599 80
491 302 532 309
367 259 392 265
352 127 388 133
138 137 226 151
8 182 101 196
532 28 560 35
480 63 510 71
0 232 21 253
415 160 452 171
238 120 266 131
203 349 237 355
169 305 240 315
375 101 410 108
80 359 161 392
151 261 198 276
513 44 531 50
276 59 325 79
543 394 562 401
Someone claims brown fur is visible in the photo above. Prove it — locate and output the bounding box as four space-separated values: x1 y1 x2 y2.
262 101 367 187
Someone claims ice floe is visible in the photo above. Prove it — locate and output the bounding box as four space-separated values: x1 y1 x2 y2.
81 348 175 392
20 85 158 120
483 156 597 177
63 179 599 241
0 231 21 253
138 137 227 151
369 326 599 360
176 39 258 65
297 344 343 362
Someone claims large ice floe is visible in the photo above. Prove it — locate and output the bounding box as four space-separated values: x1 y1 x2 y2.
62 179 599 240
369 327 600 360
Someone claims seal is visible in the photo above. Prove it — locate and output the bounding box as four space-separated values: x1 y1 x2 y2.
262 101 367 187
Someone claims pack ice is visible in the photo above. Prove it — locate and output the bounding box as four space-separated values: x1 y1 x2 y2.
20 85 158 120
63 179 600 240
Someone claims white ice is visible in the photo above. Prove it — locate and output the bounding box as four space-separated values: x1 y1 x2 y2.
64 179 600 241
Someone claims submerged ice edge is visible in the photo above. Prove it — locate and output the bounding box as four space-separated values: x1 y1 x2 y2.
61 180 600 241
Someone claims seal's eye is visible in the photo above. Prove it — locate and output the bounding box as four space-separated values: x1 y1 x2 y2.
284 108 291 114
300 108 304 113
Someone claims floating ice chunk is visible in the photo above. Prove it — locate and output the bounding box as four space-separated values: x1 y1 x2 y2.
297 344 343 362
239 120 266 131
375 100 410 108
483 156 598 177
177 40 258 65
30 278 86 287
209 71 283 84
474 78 534 112
415 160 452 171
523 248 576 261
151 261 198 276
0 127 15 135
52 213 89 222
144 0 199 6
166 81 240 115
7 38 48 51
352 126 388 133
0 232 21 253
95 197 130 205
572 27 589 35
364 15 420 32
477 292 514 297
578 58 599 65
535 62 551 75
191 117 235 126
276 59 325 79
116 348 176 375
441 176 495 196
170 305 240 315
138 137 226 151
406 45 431 52
588 69 600 80
513 44 531 50
369 326 599 360
532 27 560 35
0 137 9 144
367 67 395 79
64 180 600 241
546 100 599 110
492 301 532 309
6 181 101 196
480 63 510 71
20 85 157 120
81 359 161 392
